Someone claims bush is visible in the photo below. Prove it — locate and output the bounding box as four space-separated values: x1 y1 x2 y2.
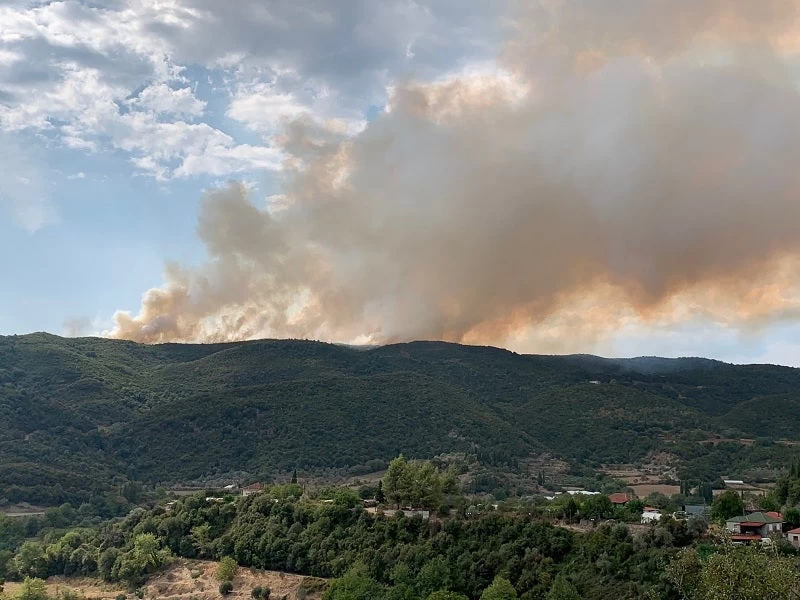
216 556 237 582
190 569 202 579
219 581 234 595
251 586 270 599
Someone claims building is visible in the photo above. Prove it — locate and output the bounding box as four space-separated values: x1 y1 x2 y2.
608 493 631 506
788 527 800 549
241 483 265 497
725 512 783 542
365 507 430 520
684 505 711 519
641 507 662 524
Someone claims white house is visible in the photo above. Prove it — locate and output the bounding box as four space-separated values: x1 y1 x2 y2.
788 527 800 549
641 507 662 524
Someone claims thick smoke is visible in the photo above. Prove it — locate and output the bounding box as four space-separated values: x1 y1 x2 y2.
110 0 800 349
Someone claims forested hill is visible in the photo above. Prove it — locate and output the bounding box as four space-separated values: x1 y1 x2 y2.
2 333 800 504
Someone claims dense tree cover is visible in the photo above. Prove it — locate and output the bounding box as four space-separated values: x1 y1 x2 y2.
666 543 800 599
1 482 722 600
3 334 800 503
383 456 458 509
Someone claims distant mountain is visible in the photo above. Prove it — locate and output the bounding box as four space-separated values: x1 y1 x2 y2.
1 333 799 505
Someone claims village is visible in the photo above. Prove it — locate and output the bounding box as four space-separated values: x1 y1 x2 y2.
170 470 800 551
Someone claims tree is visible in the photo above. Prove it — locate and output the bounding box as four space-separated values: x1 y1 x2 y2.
545 575 581 600
670 544 800 600
711 490 744 522
14 542 46 579
323 563 385 600
786 507 800 529
479 576 517 600
191 524 213 557
581 495 613 521
376 480 386 504
15 577 49 600
384 455 408 508
427 593 468 600
217 556 237 582
291 470 298 485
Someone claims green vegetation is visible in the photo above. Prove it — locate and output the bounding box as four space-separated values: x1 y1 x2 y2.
216 556 237 582
0 479 722 599
666 543 800 599
3 334 800 504
5 454 800 599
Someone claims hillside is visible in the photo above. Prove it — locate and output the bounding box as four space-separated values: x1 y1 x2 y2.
1 333 800 504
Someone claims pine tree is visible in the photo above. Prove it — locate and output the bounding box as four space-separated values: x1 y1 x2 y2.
376 480 386 503
291 469 298 484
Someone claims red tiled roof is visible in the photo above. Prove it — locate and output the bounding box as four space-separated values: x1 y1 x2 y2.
766 511 783 520
243 483 264 490
608 493 631 504
731 534 762 541
739 522 766 527
788 527 800 535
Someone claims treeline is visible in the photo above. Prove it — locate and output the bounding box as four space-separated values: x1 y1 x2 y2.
1 484 713 599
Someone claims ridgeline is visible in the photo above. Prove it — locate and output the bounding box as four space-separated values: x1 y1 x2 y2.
2 333 799 504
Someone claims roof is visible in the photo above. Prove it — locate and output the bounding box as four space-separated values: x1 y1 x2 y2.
788 527 800 535
608 493 631 504
684 505 710 516
766 511 783 520
242 483 264 491
727 512 783 525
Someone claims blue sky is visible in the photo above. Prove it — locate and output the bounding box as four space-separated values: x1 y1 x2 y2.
3 0 800 366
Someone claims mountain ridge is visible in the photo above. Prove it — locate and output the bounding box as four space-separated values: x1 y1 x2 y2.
1 333 798 505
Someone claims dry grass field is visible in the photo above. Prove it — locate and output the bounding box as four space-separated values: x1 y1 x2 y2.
3 560 328 600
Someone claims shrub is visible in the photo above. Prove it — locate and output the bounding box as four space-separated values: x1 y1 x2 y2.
189 569 202 579
219 581 233 596
216 556 237 582
251 586 270 599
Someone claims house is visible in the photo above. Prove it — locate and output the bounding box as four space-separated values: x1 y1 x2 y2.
241 483 265 497
365 507 430 520
788 527 800 549
684 505 711 519
641 507 662 524
608 493 631 506
725 512 783 541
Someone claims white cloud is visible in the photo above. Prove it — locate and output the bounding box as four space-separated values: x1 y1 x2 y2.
227 83 309 134
0 0 501 181
132 83 206 118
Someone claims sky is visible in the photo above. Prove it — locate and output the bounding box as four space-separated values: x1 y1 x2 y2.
3 0 800 366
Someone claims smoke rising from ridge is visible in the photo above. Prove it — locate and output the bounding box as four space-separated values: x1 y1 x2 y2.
110 0 800 350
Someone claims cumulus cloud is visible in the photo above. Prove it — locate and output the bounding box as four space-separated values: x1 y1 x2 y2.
108 0 800 350
0 0 499 179
132 83 206 118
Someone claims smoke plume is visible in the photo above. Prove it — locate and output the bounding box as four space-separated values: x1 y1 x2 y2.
110 0 800 350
